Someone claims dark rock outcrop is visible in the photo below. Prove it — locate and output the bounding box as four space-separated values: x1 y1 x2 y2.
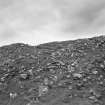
0 36 105 105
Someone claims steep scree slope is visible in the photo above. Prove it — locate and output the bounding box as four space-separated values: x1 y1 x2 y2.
0 36 105 105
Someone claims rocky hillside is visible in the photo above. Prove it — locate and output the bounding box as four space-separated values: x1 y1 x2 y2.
0 36 105 105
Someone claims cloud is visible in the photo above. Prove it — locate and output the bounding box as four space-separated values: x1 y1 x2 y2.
59 0 105 34
0 0 105 46
0 0 60 41
78 0 105 24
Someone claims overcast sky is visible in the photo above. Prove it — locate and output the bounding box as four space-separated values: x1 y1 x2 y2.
0 0 105 46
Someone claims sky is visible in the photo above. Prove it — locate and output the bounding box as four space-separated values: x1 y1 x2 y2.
0 0 105 46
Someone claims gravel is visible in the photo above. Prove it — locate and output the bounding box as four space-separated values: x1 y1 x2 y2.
0 36 105 105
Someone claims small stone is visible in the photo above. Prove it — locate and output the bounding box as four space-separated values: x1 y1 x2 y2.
20 73 28 79
99 81 103 85
87 76 91 79
0 77 5 82
26 103 31 105
66 74 71 78
28 69 33 75
73 73 82 78
99 75 103 78
83 78 87 82
39 85 48 96
26 98 39 105
68 66 75 72
88 95 98 102
10 92 17 99
52 75 58 81
88 96 96 100
44 78 49 85
100 64 104 68
68 86 72 90
49 69 55 73
89 89 101 99
92 70 98 74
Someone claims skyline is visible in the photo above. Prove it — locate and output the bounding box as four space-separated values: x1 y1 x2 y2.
0 0 105 46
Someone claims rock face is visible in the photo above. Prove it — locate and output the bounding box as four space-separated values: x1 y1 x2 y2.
0 36 105 105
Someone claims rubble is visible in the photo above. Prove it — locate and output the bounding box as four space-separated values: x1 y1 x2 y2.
0 36 105 105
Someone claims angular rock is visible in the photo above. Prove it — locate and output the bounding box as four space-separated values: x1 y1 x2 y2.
0 36 105 105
